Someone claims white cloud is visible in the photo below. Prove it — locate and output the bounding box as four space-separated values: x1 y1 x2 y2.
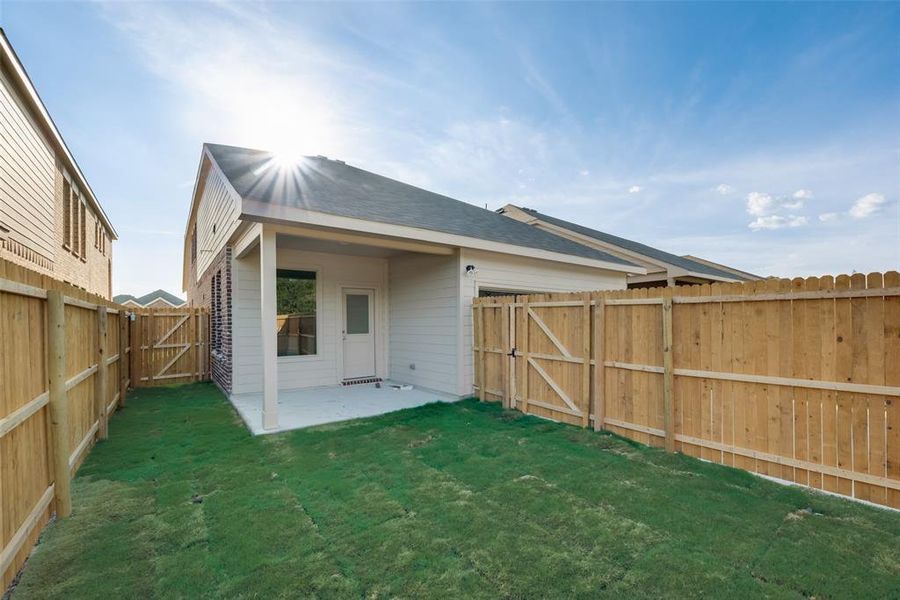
628 185 642 194
849 193 886 219
715 183 734 195
793 189 814 199
818 212 839 223
748 215 808 231
579 169 590 176
746 191 774 216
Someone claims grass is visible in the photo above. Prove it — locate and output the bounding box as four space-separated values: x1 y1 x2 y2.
10 383 900 599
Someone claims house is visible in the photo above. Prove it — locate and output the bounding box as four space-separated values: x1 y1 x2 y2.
182 143 644 430
0 29 116 298
498 205 761 288
113 289 186 309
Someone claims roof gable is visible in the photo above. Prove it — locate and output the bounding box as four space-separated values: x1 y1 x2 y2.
203 143 639 269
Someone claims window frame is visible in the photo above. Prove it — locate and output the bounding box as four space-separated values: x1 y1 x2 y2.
79 200 86 262
62 179 71 250
275 268 321 360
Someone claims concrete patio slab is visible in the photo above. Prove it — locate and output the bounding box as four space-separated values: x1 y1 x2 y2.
229 381 460 434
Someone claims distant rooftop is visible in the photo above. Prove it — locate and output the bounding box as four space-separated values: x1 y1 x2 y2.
114 289 185 307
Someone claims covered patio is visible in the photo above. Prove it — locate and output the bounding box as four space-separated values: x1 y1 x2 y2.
226 220 466 433
230 381 458 434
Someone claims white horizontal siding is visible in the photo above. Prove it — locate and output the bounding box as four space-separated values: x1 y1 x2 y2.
388 252 460 394
231 246 389 394
0 64 55 257
195 163 240 279
459 248 627 395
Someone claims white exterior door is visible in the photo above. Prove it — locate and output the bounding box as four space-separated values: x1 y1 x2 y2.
342 288 376 379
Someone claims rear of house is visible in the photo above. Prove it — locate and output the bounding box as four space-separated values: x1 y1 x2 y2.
182 143 643 430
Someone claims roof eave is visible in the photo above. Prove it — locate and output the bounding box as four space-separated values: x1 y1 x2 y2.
239 200 645 275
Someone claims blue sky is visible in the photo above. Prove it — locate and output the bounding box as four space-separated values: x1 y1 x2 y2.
2 1 898 295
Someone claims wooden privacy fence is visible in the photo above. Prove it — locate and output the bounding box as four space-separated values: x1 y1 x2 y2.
473 272 900 509
0 259 209 588
131 308 209 387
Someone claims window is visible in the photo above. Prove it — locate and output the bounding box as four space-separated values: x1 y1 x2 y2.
276 269 316 356
71 190 80 256
345 294 369 334
62 179 71 249
79 201 86 261
211 270 221 353
191 223 197 263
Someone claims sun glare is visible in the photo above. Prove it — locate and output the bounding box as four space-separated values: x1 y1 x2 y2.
272 150 306 169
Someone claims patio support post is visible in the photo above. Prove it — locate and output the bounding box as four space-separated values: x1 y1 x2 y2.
260 227 279 430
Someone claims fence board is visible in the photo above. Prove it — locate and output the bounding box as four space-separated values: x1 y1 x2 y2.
473 270 900 509
0 258 209 588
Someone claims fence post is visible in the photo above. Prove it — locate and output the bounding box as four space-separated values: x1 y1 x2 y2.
475 303 484 401
592 293 605 432
521 296 530 415
147 310 155 386
501 298 511 409
119 312 127 407
47 290 71 517
130 312 141 388
581 292 591 428
96 306 109 440
662 293 675 453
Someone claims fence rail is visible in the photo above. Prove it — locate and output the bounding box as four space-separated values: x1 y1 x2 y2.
1 259 208 588
473 272 900 509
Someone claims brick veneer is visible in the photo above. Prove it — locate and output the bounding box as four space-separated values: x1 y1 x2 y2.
187 245 232 395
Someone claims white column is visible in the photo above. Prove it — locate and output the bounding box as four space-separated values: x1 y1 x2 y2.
260 227 279 430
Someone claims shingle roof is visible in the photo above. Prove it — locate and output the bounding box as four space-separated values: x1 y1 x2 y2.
204 143 638 269
136 289 185 306
114 290 185 307
512 206 753 281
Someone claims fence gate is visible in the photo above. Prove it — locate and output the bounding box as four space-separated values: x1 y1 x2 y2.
131 308 209 386
474 293 595 428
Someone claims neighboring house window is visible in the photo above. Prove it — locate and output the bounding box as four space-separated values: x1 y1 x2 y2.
211 270 221 353
71 190 80 256
276 270 316 356
94 220 99 249
191 224 197 264
62 179 71 250
79 201 86 261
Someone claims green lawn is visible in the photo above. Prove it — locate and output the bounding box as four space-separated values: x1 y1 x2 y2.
10 384 900 599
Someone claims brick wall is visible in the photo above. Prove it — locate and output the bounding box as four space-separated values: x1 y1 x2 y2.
187 245 232 395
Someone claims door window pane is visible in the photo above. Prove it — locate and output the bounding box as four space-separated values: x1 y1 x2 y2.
346 294 369 334
276 270 316 356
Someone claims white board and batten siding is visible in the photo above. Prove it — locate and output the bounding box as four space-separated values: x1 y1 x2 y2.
231 248 390 395
388 252 460 395
458 248 626 394
195 161 241 279
0 63 55 259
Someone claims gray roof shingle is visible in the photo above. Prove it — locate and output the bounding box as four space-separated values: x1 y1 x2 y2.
513 206 754 281
205 143 638 269
115 290 185 307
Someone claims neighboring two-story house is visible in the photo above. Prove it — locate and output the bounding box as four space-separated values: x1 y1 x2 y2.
0 29 116 298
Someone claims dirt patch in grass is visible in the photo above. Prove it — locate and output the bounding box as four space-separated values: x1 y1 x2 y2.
10 383 900 599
